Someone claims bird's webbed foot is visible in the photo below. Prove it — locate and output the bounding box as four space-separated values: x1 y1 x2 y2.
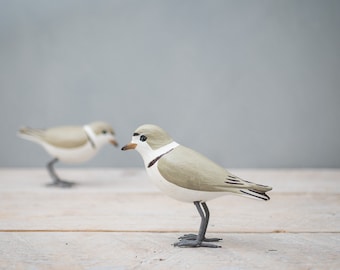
174 238 221 248
47 179 75 188
178 234 222 242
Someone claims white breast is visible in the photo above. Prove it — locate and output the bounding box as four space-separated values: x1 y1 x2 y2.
41 142 97 163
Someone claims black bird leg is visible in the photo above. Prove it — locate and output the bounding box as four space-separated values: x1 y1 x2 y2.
46 158 74 187
174 201 222 248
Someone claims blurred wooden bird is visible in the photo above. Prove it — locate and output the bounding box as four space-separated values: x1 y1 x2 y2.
19 121 118 187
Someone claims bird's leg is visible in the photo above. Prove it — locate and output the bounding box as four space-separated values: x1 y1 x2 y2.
179 202 222 242
201 202 222 242
46 158 74 187
174 202 221 248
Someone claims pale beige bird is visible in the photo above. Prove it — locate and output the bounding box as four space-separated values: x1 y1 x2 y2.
19 121 118 187
122 124 272 248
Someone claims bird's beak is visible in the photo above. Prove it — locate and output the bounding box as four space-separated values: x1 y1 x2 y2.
121 143 137 151
110 139 119 147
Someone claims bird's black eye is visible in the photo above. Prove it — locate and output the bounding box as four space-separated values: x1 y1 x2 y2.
140 135 147 142
102 130 107 134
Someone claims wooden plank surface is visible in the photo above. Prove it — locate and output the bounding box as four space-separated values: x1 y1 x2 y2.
0 169 339 269
1 232 339 270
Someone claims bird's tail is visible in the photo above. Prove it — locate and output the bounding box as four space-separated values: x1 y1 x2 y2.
238 183 272 201
18 127 45 143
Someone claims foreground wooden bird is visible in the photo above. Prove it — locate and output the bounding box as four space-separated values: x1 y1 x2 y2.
122 124 272 248
19 121 118 187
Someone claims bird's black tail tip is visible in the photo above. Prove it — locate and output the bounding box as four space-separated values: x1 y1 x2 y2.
240 189 270 201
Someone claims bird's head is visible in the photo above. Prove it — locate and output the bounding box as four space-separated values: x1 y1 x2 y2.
89 121 118 147
121 124 173 156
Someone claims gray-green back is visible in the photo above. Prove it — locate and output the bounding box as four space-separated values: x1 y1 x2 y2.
43 126 88 148
158 145 265 192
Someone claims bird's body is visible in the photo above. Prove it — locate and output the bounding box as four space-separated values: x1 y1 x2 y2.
142 142 226 202
19 121 118 187
122 124 272 248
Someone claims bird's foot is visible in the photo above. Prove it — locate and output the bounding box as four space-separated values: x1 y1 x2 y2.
47 179 75 188
174 239 221 248
178 234 222 242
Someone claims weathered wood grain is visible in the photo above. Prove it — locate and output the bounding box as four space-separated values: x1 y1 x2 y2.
0 169 339 269
0 232 339 270
0 192 339 233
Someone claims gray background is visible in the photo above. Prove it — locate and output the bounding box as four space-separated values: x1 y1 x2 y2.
1 0 339 168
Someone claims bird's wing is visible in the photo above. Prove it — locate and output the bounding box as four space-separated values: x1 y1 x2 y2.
18 127 46 144
43 126 88 148
158 145 271 194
